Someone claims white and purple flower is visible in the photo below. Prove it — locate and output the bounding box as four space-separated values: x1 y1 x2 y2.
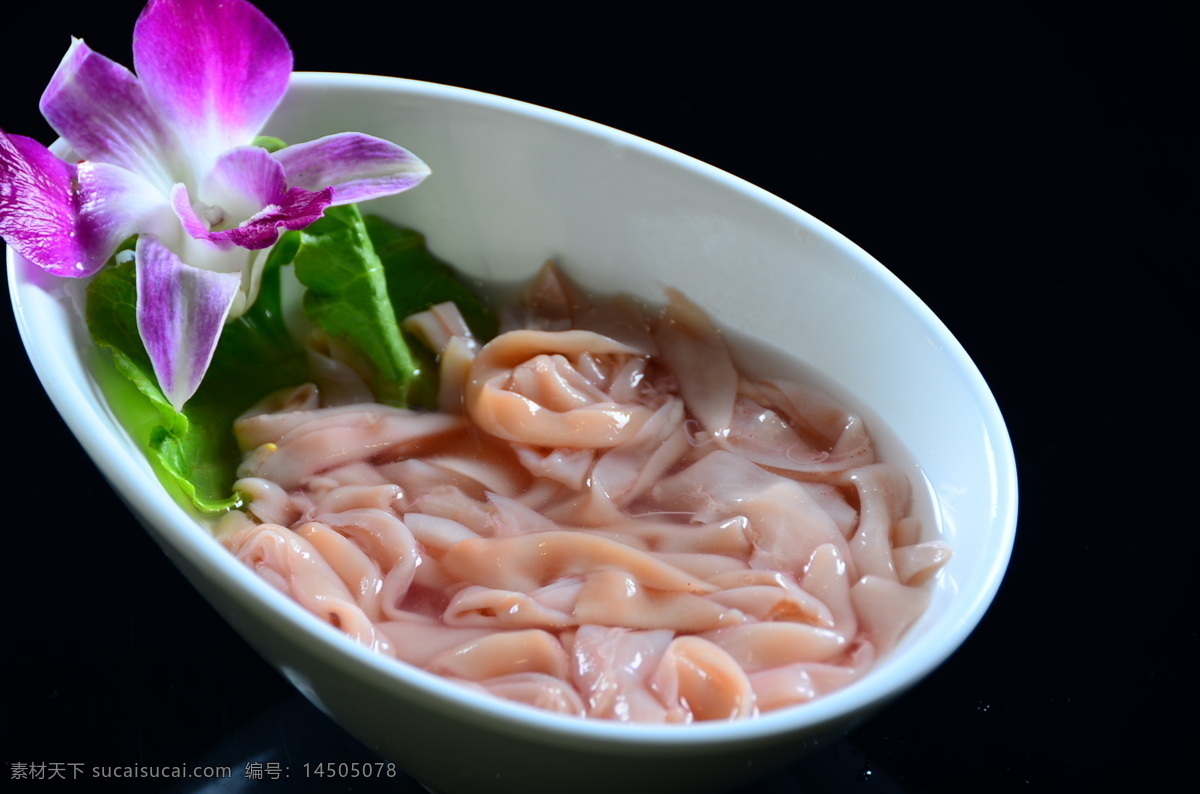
0 0 429 409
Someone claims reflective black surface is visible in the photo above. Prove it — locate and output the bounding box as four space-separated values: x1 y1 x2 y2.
2 2 1190 791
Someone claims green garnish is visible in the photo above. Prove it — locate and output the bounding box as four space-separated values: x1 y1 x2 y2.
86 212 496 513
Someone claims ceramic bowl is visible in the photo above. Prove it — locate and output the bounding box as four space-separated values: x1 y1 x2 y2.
8 73 1017 794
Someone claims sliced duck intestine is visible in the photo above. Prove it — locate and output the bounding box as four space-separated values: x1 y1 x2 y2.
223 267 951 722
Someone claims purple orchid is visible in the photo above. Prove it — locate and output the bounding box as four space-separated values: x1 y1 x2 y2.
0 0 429 409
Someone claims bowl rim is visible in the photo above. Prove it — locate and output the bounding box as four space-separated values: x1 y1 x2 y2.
7 70 1018 747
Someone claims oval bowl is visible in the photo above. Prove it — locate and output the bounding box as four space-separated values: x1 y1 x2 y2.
8 73 1017 794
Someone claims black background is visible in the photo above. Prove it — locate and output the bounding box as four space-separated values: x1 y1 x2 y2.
1 1 1192 791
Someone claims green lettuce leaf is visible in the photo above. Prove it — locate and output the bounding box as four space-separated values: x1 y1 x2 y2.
365 216 498 341
86 242 308 512
252 135 288 153
293 207 497 409
85 212 496 514
293 205 432 407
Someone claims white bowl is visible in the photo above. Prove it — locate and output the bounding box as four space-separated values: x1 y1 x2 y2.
8 73 1017 794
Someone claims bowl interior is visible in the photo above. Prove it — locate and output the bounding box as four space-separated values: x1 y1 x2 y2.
8 72 1017 778
266 74 1017 675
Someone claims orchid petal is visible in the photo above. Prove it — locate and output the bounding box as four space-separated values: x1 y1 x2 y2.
203 145 289 220
136 234 240 410
0 131 89 276
39 39 181 192
78 161 178 263
274 133 432 206
133 0 291 174
170 183 219 246
172 181 332 251
169 145 287 250
172 146 333 250
1 131 175 277
216 186 333 249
